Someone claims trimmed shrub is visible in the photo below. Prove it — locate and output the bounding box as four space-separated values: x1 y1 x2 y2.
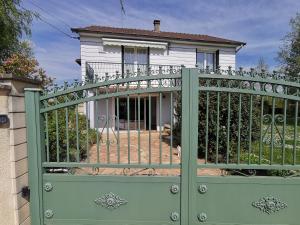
46 106 98 162
173 91 261 162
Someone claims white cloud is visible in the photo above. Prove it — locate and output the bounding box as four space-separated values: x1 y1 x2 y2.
23 0 300 80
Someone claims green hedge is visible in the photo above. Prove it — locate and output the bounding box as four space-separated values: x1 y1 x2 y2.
173 92 261 162
46 106 98 162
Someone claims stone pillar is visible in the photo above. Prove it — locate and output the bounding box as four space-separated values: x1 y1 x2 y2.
0 74 41 225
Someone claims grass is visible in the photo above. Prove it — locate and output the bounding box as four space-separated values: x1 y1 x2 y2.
239 124 300 165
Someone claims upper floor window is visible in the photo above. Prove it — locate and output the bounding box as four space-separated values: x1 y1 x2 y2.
123 47 148 65
123 47 149 74
196 51 215 70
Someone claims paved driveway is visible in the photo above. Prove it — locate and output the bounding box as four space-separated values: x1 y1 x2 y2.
77 131 223 176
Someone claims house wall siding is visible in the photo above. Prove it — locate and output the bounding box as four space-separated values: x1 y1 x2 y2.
219 48 236 70
150 44 196 67
80 36 122 80
80 35 237 78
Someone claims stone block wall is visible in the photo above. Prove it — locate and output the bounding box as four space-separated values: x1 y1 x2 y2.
0 74 40 225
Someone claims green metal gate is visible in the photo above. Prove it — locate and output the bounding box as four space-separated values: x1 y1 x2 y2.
25 67 300 225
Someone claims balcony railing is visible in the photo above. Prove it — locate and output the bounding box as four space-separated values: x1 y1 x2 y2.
86 62 183 81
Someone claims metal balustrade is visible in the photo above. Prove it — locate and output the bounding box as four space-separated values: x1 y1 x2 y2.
86 62 183 81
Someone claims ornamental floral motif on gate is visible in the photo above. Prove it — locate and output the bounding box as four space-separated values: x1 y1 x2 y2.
94 192 128 210
252 196 287 214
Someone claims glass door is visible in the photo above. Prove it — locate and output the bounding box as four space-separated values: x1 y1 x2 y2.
124 47 135 75
123 47 148 75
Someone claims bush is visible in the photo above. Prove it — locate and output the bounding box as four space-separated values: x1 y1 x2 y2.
47 106 98 162
173 91 261 162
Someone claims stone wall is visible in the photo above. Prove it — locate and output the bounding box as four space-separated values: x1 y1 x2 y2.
0 74 40 225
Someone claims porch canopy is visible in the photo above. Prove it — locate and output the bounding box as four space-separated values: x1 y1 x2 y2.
102 38 168 49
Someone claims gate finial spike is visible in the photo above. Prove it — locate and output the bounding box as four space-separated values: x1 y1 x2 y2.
63 81 68 90
216 65 221 74
250 68 255 77
228 66 232 75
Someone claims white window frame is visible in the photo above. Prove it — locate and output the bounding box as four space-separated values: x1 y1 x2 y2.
196 51 216 70
124 47 148 66
123 47 149 75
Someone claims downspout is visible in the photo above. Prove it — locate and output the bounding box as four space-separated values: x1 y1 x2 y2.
236 43 246 53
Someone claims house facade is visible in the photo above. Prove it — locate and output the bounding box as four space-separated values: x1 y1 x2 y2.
71 20 246 131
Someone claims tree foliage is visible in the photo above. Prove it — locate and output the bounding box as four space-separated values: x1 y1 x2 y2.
0 0 36 62
278 13 300 78
0 41 54 87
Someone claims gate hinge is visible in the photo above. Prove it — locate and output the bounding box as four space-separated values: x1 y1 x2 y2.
21 186 30 200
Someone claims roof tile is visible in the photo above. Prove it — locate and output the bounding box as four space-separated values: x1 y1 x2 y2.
71 25 246 46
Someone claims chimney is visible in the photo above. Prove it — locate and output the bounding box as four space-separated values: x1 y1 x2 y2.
153 20 160 32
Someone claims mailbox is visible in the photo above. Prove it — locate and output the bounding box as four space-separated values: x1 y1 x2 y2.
0 115 9 125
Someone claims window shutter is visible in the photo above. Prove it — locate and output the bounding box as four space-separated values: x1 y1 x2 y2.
121 45 124 78
147 47 150 65
216 50 219 69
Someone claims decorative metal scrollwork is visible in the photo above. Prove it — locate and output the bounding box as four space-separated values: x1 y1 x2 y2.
94 192 128 210
252 196 287 214
262 114 284 145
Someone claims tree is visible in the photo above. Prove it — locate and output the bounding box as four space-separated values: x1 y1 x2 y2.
0 41 54 87
0 0 36 63
278 13 300 78
255 57 269 73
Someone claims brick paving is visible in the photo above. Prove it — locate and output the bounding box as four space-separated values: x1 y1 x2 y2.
77 131 223 176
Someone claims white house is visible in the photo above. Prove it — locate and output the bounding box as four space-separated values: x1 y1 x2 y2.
71 20 246 131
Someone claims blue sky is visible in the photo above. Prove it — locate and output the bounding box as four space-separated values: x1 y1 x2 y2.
22 0 300 82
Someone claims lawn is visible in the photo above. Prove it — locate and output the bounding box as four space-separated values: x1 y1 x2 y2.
240 123 300 165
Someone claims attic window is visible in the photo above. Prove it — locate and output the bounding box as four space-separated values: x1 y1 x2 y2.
102 38 168 49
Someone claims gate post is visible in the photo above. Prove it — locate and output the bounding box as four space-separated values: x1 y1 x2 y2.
181 68 199 224
25 89 44 225
181 68 190 225
188 69 199 224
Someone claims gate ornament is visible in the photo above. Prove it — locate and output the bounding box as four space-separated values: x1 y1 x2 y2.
44 209 54 219
94 192 128 210
198 184 208 194
252 196 287 214
170 212 180 221
198 213 208 222
170 184 179 194
44 182 53 192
